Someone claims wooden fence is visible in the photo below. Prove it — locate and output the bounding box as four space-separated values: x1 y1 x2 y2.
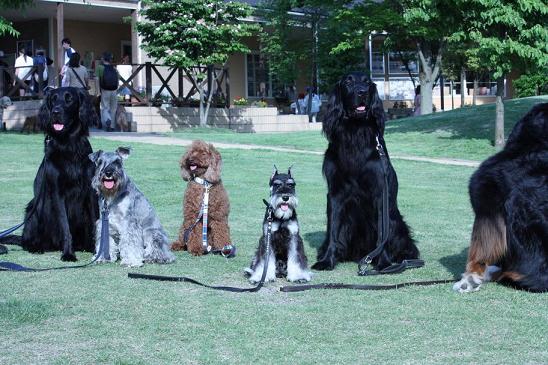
0 63 230 108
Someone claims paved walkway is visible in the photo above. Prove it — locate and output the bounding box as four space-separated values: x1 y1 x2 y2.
92 131 480 168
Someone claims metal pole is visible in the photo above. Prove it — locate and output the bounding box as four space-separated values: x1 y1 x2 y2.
439 72 444 111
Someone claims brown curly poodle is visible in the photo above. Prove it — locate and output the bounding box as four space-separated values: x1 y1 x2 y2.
171 140 232 255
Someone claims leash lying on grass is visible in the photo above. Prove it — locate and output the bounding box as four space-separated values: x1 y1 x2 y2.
128 199 273 293
0 198 112 272
279 139 454 292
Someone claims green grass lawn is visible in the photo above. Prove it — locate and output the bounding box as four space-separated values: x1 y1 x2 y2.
1 99 547 364
169 96 547 161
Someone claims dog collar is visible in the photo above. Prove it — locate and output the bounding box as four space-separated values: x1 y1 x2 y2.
193 177 211 187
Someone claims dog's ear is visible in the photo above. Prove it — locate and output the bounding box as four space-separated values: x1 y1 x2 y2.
76 88 96 131
287 164 294 177
367 82 385 134
203 143 222 183
89 150 103 164
270 164 279 183
179 147 192 181
116 146 131 160
38 90 53 131
322 79 344 141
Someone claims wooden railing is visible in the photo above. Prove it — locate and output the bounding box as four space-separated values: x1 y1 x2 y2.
0 63 230 108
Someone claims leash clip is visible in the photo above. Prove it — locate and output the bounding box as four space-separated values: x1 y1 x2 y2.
357 255 373 276
375 135 385 156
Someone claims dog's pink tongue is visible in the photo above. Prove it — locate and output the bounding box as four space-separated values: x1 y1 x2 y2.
357 106 366 111
190 165 197 171
53 123 64 131
103 180 115 189
280 204 289 211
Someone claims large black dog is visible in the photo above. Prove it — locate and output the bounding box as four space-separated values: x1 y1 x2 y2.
454 103 548 293
312 72 419 271
2 88 99 261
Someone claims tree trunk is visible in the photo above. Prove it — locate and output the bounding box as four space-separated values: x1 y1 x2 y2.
198 85 206 127
473 78 478 106
494 76 505 148
416 43 442 115
460 68 466 108
420 77 434 115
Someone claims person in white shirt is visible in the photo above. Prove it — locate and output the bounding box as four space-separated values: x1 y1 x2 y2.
60 38 76 78
14 48 34 96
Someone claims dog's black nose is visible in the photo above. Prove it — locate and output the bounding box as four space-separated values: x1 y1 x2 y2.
356 88 368 97
104 167 115 177
52 107 62 115
282 195 289 202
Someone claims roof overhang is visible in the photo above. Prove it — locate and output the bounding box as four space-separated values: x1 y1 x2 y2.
1 0 138 24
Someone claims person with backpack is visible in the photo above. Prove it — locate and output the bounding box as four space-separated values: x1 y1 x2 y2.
95 51 119 131
33 48 53 93
62 52 89 90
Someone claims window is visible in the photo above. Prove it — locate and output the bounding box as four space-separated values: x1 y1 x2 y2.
388 52 418 75
371 52 384 76
246 53 273 98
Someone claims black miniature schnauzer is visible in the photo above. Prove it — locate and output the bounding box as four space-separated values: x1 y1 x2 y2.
245 167 311 283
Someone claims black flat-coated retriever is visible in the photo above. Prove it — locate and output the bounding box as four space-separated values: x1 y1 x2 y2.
454 103 548 292
3 88 99 261
312 72 419 271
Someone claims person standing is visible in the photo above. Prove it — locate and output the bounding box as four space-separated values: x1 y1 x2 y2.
303 87 321 123
413 85 421 116
95 52 119 131
60 38 76 78
14 48 34 97
62 52 89 89
33 47 53 93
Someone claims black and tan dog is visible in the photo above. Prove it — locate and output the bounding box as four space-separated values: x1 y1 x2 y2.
245 167 311 283
454 103 548 293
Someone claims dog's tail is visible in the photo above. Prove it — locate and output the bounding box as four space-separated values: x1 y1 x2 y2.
0 235 22 246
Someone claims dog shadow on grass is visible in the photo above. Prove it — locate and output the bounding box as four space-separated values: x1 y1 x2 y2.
303 231 324 251
439 248 468 277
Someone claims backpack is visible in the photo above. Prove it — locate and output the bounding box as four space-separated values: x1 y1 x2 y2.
33 55 48 81
100 64 118 91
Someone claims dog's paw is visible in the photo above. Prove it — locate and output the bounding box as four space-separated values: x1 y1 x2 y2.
248 271 276 284
61 253 77 262
120 259 144 267
311 260 335 271
170 241 187 251
287 270 312 283
243 267 253 278
453 273 483 293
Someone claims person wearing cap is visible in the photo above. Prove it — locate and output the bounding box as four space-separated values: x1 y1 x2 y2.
95 52 119 131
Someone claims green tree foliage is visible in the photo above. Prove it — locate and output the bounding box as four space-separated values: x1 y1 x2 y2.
258 0 306 88
136 0 256 125
513 69 548 98
454 0 548 147
0 0 32 37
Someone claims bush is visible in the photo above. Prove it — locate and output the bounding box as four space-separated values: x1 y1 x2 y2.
513 71 548 98
233 96 248 106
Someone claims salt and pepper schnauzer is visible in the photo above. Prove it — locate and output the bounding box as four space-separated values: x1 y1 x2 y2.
245 167 311 283
89 147 175 267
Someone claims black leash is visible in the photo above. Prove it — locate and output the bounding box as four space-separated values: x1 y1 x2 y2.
0 197 110 272
279 279 457 292
357 135 424 276
128 200 273 293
